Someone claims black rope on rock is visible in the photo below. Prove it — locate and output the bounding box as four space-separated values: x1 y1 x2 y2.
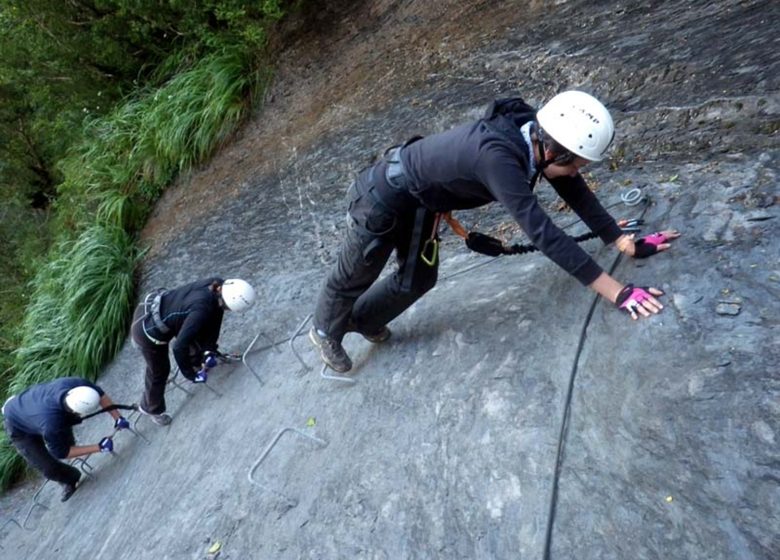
440 194 642 282
74 403 138 424
505 230 600 255
541 197 650 560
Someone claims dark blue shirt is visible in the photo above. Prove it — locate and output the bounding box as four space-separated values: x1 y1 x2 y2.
3 377 104 459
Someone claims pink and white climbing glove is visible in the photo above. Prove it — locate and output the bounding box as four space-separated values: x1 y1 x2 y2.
633 232 670 258
616 284 664 319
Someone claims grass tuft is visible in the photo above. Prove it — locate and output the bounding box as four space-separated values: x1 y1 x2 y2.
57 48 259 232
2 45 274 490
12 225 139 393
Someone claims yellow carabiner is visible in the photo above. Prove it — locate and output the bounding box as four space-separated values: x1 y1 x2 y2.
420 237 439 266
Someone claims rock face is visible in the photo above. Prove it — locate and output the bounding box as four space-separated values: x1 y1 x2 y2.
2 1 778 559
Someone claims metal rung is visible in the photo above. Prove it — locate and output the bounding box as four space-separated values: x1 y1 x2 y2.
123 410 152 445
320 363 356 384
247 427 328 507
199 381 222 397
129 426 149 443
0 517 23 546
168 365 221 397
240 331 275 385
22 453 91 530
23 480 51 529
289 313 313 371
166 366 194 396
251 330 283 355
70 456 96 478
289 313 357 384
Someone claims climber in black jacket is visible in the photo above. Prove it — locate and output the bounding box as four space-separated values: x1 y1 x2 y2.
131 277 256 425
309 91 680 372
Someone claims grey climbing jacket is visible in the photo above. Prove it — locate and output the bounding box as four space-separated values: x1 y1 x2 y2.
399 97 623 285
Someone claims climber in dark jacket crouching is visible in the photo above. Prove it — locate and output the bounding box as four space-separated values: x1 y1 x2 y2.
309 91 680 372
2 377 128 501
131 277 256 425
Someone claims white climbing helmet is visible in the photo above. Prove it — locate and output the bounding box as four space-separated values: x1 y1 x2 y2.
64 386 101 416
221 278 256 312
536 90 615 162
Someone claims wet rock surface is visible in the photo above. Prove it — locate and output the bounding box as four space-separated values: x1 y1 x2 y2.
2 0 778 558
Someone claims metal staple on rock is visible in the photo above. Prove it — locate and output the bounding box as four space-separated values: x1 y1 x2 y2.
620 186 645 206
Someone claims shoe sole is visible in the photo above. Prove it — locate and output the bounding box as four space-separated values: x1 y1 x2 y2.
360 330 391 343
347 323 391 343
151 414 173 426
139 407 172 426
61 481 79 502
308 329 352 373
61 489 77 502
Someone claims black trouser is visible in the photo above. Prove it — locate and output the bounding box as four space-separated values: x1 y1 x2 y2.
131 305 171 414
313 166 439 341
5 421 80 486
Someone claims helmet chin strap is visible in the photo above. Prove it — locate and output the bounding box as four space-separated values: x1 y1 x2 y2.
211 283 228 310
530 122 553 189
530 122 578 189
72 403 138 424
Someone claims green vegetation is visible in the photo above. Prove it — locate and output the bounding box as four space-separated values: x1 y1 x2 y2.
57 47 262 232
12 225 139 393
0 0 295 490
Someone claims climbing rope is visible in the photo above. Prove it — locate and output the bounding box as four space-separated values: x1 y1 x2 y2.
541 193 650 560
74 403 138 424
441 187 647 281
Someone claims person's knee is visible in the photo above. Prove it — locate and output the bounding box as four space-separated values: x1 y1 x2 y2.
385 268 437 299
42 460 76 481
149 355 170 377
412 270 438 296
40 463 60 479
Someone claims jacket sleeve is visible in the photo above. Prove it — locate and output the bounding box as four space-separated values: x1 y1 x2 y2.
548 174 623 244
198 315 222 353
45 428 76 459
475 145 604 286
172 307 214 379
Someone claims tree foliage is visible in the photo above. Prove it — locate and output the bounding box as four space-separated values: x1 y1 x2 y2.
0 0 285 214
0 0 287 382
0 0 292 490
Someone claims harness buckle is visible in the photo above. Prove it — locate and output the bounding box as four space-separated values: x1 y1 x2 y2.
384 147 408 189
141 289 170 345
147 289 171 335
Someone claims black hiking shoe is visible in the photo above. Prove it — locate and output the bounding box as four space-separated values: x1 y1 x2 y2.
60 480 79 502
346 320 392 343
309 327 352 373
